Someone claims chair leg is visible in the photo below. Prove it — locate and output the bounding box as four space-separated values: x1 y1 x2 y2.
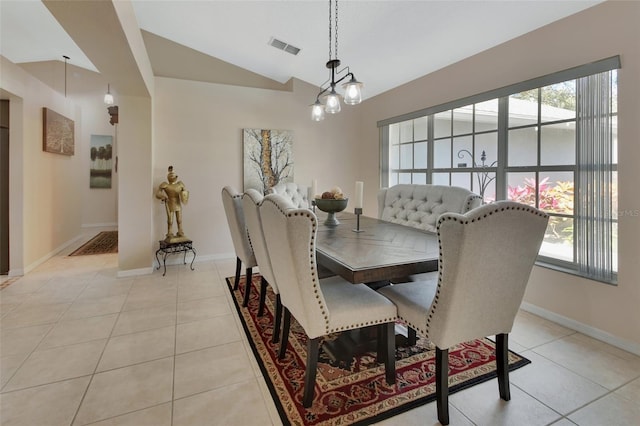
383 322 396 385
496 333 511 401
376 325 383 362
278 308 291 360
408 326 417 346
272 294 282 344
436 347 450 425
233 257 241 290
303 337 320 408
258 277 268 317
242 267 253 307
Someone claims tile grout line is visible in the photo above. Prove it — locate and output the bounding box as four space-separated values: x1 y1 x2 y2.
69 272 135 426
0 275 89 394
171 268 180 426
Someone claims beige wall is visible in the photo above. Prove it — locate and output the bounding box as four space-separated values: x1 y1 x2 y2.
0 57 84 274
359 1 640 350
75 93 119 228
117 95 153 274
152 77 363 259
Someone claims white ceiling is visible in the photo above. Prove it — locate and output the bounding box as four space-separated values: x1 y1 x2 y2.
1 0 603 99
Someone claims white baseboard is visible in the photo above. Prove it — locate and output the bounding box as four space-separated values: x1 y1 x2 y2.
21 234 84 276
117 267 154 278
81 222 118 229
521 302 640 356
8 269 24 277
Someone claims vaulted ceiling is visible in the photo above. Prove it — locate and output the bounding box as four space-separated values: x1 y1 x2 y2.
1 0 603 100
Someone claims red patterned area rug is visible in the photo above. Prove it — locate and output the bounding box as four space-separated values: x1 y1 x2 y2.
226 274 530 426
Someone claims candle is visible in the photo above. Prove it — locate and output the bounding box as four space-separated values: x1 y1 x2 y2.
311 179 318 199
355 181 364 209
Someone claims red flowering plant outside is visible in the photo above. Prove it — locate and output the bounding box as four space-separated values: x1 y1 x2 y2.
508 177 574 244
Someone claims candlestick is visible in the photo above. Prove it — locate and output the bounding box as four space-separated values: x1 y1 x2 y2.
352 207 364 233
355 181 363 209
311 179 318 212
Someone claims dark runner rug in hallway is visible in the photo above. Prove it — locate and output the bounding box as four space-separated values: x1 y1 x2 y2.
226 274 531 426
69 231 118 256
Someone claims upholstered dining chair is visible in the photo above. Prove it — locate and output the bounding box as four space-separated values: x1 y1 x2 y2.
221 186 257 307
242 189 283 343
260 194 398 408
266 182 310 208
378 201 548 425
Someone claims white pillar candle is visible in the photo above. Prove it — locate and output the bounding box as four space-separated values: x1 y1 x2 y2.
355 181 364 209
311 179 318 199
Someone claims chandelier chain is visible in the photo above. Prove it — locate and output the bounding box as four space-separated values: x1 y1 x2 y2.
328 0 332 59
328 0 339 60
334 0 338 60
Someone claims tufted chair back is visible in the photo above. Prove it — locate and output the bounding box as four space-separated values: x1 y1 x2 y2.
429 201 547 347
222 186 256 266
260 194 329 339
378 201 548 425
242 189 277 294
381 201 548 348
378 184 482 232
266 182 310 208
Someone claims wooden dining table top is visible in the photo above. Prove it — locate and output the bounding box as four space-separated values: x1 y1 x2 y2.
314 211 439 284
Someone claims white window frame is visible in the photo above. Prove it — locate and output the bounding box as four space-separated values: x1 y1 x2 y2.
379 57 620 285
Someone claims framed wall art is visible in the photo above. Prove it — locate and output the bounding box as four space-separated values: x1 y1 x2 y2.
42 107 74 155
243 128 293 193
90 134 113 188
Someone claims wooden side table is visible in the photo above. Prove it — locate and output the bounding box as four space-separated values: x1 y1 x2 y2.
155 239 196 276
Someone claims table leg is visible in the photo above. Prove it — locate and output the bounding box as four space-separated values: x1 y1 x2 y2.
189 248 196 271
162 251 168 276
155 249 162 271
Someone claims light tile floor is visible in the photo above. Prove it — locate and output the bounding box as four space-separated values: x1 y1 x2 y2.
1 237 639 425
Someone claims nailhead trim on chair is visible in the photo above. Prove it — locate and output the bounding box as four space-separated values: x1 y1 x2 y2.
422 202 549 338
464 195 483 212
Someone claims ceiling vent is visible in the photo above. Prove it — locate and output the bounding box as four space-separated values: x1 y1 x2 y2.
269 37 301 56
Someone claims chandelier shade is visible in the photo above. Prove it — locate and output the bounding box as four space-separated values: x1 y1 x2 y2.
324 88 341 114
311 100 326 121
310 0 363 121
343 77 363 105
104 83 114 105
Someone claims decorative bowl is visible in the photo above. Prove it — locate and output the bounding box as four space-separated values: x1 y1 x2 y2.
314 198 348 226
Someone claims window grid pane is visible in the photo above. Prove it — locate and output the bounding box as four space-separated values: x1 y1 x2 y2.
384 68 617 281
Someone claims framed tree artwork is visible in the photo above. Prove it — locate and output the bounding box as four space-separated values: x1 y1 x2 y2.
243 129 293 193
90 135 113 188
42 107 74 155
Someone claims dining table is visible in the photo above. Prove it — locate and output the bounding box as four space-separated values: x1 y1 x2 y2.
313 210 440 362
314 211 440 285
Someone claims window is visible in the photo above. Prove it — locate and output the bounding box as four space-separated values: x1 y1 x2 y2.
379 57 620 284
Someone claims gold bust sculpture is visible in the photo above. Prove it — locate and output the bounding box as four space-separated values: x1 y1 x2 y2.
156 166 190 243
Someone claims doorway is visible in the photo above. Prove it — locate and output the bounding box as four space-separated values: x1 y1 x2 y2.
0 100 9 275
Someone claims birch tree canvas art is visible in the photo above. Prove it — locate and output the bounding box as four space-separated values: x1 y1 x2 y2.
243 129 293 193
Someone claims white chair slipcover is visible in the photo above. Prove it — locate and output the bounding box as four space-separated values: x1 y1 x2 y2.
242 189 283 343
221 186 257 307
266 182 310 208
260 193 398 408
378 200 548 425
378 184 482 232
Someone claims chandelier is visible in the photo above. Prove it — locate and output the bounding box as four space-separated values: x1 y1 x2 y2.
310 0 363 121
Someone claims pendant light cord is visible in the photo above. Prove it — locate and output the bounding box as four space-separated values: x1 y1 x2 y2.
63 55 70 97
